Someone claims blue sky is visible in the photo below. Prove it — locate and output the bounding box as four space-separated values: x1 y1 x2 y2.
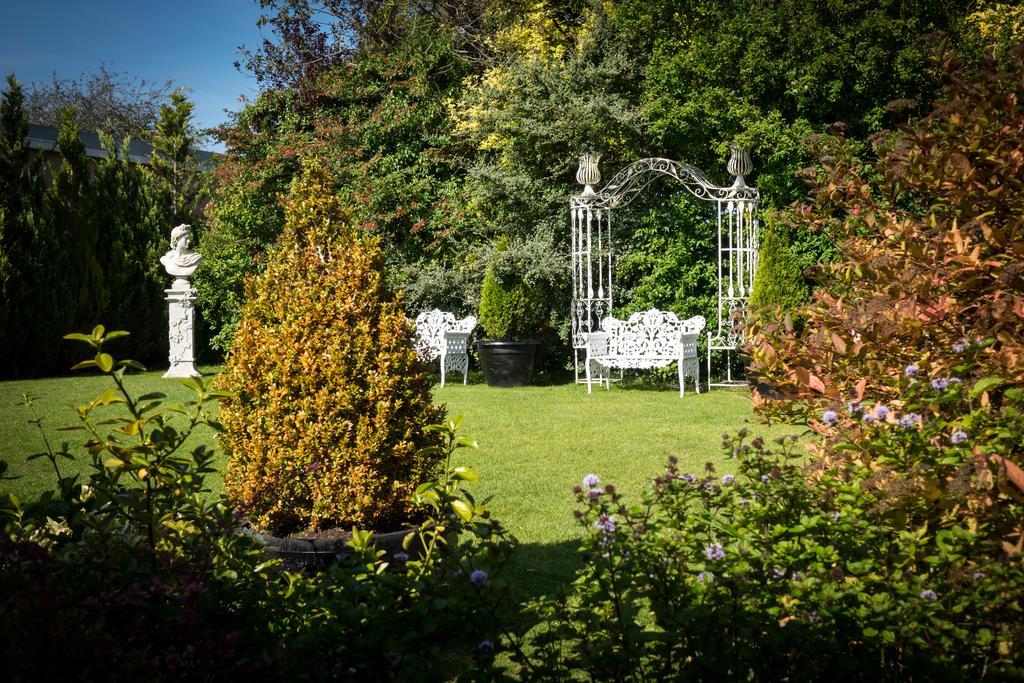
0 0 269 149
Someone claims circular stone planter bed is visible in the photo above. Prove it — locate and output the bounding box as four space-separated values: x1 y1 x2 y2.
241 525 422 573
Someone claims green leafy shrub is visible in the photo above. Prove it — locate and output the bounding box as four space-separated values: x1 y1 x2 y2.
516 354 1024 678
477 238 552 341
0 330 516 681
748 221 810 324
219 168 445 535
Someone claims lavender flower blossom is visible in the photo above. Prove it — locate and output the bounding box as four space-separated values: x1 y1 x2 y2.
582 474 600 488
697 571 714 583
951 430 968 445
681 473 696 484
952 340 967 353
847 401 862 414
760 474 770 483
932 378 949 391
771 568 786 579
478 640 495 653
722 474 735 485
831 511 841 522
905 364 920 377
920 589 938 600
393 552 409 563
822 410 838 426
875 405 890 420
863 413 876 425
972 571 986 581
595 514 616 534
469 569 488 586
705 543 726 561
899 413 919 429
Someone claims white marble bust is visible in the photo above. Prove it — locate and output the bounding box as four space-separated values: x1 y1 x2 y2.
160 224 202 284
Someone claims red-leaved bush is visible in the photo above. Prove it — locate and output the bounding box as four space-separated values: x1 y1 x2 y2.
749 46 1024 427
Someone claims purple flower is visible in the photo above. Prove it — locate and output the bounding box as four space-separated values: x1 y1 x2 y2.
582 473 600 488
595 514 616 534
847 401 862 414
393 552 409 563
822 410 839 426
697 571 714 584
972 571 986 581
722 474 735 485
862 413 876 425
831 511 841 522
951 430 968 445
920 589 938 600
588 487 604 501
705 543 726 561
478 640 495 653
905 364 920 377
771 567 786 579
932 378 949 391
760 474 770 483
469 569 488 586
681 473 696 484
899 413 919 429
952 340 967 353
875 405 890 420
806 610 821 623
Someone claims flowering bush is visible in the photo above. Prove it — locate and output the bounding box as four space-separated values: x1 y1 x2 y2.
516 355 1024 679
0 331 515 681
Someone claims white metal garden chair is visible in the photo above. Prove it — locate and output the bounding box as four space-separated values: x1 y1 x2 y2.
413 309 476 387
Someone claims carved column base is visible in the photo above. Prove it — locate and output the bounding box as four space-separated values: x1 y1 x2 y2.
164 287 201 379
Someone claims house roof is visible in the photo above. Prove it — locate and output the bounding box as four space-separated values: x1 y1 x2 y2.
24 123 217 168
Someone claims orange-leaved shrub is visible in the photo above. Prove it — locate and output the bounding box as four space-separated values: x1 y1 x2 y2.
748 47 1024 427
219 166 445 534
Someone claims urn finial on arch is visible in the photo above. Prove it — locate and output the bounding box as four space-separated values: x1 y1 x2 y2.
727 143 753 188
576 153 601 195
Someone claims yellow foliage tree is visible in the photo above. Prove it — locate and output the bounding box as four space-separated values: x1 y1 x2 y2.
219 165 445 534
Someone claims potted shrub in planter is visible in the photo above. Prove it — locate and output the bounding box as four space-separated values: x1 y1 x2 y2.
475 238 550 387
217 168 445 569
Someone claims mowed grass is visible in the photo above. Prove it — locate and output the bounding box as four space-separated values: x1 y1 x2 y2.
1 369 797 595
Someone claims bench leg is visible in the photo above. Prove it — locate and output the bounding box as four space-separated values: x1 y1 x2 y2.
679 361 685 398
440 355 446 388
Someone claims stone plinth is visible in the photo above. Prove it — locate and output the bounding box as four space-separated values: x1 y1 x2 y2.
163 286 201 379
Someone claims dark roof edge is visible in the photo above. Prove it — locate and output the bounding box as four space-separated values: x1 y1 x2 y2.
23 123 217 168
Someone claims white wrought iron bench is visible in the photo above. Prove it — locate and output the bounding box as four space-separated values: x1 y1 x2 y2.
413 309 477 387
584 309 706 397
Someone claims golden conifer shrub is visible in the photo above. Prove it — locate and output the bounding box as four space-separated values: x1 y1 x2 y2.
219 167 445 535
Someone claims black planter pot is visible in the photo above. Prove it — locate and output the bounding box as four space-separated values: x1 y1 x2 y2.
476 340 538 387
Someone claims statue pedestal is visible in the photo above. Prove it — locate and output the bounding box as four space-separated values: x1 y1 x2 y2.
164 286 201 379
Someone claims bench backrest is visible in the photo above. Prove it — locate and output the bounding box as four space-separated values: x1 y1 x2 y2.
414 309 477 361
601 309 706 358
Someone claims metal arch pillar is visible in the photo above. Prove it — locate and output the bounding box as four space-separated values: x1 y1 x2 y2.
569 146 760 387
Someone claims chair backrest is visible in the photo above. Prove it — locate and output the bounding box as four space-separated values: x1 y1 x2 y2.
601 309 705 358
413 309 475 361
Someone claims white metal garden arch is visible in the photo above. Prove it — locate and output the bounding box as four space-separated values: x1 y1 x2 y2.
569 145 760 387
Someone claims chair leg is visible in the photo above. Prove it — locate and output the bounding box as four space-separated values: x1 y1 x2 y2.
440 355 446 388
586 358 593 394
679 362 685 398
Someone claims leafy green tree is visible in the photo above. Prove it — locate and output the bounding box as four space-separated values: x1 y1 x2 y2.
749 222 810 323
145 91 207 228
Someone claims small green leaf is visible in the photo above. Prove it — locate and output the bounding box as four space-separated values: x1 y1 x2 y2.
970 376 1006 398
104 330 130 341
70 360 98 371
63 332 95 344
452 466 479 484
91 324 105 339
117 359 147 372
450 499 473 521
95 353 114 373
103 458 123 470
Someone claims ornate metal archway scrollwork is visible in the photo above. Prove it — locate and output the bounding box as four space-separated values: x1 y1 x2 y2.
569 145 760 387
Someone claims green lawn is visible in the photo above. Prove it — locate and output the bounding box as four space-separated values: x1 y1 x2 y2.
1 369 796 595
